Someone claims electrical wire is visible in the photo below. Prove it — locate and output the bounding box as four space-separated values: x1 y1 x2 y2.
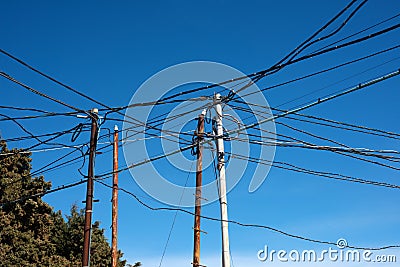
0 123 89 159
225 69 400 137
235 44 400 99
158 156 194 267
0 105 79 115
229 100 400 141
237 128 400 170
275 56 400 108
0 179 86 207
0 111 78 121
310 12 400 55
0 1 357 108
0 72 86 114
286 0 369 63
95 69 400 179
0 48 113 112
268 0 359 69
0 113 43 144
95 179 400 251
233 135 400 172
276 121 400 159
279 109 400 140
90 2 398 108
223 103 400 160
227 152 400 190
1 127 90 143
2 6 398 122
1 46 201 138
232 22 400 97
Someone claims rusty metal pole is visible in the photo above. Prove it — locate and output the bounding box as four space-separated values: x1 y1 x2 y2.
193 110 205 267
111 125 119 267
82 108 99 267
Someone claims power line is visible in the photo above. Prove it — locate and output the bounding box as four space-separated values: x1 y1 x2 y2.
0 113 43 144
0 115 87 167
95 179 400 251
0 48 111 111
28 111 201 176
285 0 368 63
30 152 85 177
0 49 180 158
1 5 398 128
0 48 193 137
154 19 400 105
1 123 88 159
279 109 400 140
0 105 78 115
310 12 400 55
237 128 400 170
0 179 86 207
95 69 400 180
96 140 196 179
234 133 400 162
1 127 90 143
90 1 391 108
31 149 85 177
229 101 400 141
28 124 191 178
30 125 194 178
231 23 400 97
234 136 400 171
2 9 396 140
236 44 400 99
276 121 400 160
158 156 194 267
0 1 356 109
269 0 359 68
275 56 400 108
286 23 400 69
0 111 78 121
223 105 400 161
0 71 86 114
227 152 400 190
225 69 400 136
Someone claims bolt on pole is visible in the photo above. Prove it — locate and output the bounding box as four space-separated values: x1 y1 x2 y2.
82 108 99 267
111 125 119 267
214 94 231 267
193 110 205 267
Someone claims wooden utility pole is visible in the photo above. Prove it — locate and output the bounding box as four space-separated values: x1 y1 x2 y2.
193 110 205 267
214 94 231 267
82 108 99 267
111 125 119 267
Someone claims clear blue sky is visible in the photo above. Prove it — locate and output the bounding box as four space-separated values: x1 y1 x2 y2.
1 1 400 266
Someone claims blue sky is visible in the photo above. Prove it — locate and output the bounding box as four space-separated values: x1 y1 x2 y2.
1 1 400 266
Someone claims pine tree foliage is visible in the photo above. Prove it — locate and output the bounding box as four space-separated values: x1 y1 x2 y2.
0 141 140 266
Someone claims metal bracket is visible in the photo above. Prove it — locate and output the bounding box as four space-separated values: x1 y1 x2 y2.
192 227 208 234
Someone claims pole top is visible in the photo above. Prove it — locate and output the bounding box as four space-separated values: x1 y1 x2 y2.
114 125 119 131
201 109 207 116
91 108 99 114
215 93 222 100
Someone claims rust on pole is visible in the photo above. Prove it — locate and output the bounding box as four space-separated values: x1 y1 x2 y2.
193 110 205 267
82 108 99 267
111 125 119 267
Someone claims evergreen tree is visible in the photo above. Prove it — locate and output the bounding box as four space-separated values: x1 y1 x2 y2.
0 141 57 266
0 141 139 266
